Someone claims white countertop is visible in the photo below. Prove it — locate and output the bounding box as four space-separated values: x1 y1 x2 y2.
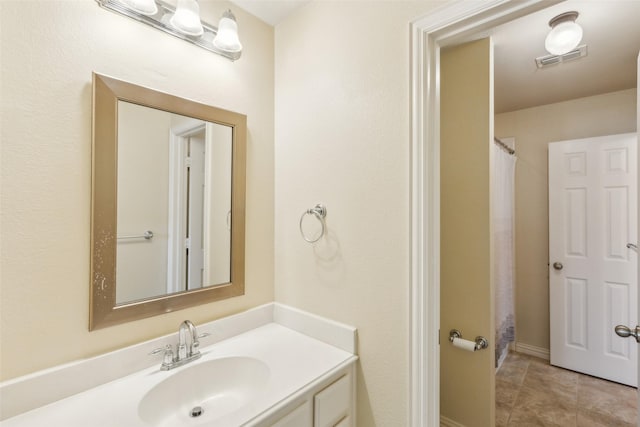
1 323 356 426
0 304 358 426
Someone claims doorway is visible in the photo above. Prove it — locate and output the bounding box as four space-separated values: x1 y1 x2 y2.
409 1 640 426
167 121 233 294
167 122 208 293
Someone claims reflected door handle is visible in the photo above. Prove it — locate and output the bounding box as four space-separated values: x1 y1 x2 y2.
552 262 563 270
614 325 640 343
627 243 638 251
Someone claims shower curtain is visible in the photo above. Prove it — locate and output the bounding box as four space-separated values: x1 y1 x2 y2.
493 142 516 369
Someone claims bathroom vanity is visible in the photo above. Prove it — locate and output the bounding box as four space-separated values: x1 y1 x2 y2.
0 304 357 426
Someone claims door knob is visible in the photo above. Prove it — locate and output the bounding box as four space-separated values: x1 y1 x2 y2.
614 325 640 343
552 262 563 270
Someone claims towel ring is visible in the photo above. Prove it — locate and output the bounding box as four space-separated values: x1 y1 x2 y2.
299 204 327 243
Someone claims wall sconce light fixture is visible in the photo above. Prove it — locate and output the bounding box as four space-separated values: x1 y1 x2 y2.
545 11 583 56
96 0 242 61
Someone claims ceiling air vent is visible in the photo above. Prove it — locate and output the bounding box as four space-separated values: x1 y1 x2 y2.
535 45 588 69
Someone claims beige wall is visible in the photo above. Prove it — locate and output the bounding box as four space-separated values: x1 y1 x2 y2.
495 88 637 351
274 2 443 425
440 39 495 427
0 0 274 381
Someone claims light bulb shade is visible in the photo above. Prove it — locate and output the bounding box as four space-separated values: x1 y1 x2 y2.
122 0 157 15
170 0 204 37
213 11 242 53
545 20 583 55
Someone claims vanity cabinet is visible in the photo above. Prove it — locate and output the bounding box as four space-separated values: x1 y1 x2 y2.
264 366 355 427
313 372 352 427
270 401 312 427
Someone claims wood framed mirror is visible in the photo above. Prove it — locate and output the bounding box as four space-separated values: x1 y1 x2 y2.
90 73 246 330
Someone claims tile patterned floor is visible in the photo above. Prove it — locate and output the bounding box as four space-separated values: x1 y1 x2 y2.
496 352 638 426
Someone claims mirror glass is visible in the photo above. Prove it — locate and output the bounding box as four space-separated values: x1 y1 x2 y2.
90 73 246 330
115 102 232 304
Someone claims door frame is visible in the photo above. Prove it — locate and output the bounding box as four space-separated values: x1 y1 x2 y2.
167 121 207 294
408 1 562 425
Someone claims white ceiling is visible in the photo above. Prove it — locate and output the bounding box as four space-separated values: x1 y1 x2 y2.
231 0 640 114
230 0 311 26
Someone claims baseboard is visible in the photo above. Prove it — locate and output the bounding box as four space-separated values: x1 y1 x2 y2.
515 342 550 360
441 415 466 427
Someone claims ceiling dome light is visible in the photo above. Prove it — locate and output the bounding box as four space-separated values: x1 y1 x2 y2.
545 11 583 55
213 10 242 53
170 0 204 37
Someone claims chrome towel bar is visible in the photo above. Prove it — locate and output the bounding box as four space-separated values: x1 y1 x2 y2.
117 230 154 240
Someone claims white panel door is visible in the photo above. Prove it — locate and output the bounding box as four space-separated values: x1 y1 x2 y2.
549 133 637 386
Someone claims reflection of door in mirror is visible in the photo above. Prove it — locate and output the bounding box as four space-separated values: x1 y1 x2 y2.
115 101 231 305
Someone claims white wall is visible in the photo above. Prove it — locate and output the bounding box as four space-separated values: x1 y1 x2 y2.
0 0 274 380
116 102 171 303
274 2 444 425
495 88 637 351
206 123 233 286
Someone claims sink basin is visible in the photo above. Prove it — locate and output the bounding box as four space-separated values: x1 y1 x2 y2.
138 357 270 426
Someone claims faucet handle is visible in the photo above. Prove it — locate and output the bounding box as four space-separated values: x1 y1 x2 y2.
190 332 212 356
150 345 174 363
160 345 175 367
149 346 166 356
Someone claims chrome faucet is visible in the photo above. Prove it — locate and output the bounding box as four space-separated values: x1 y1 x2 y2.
177 320 199 360
150 320 210 370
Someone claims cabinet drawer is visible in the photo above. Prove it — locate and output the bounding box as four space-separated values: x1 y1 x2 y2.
314 374 351 427
270 399 312 427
